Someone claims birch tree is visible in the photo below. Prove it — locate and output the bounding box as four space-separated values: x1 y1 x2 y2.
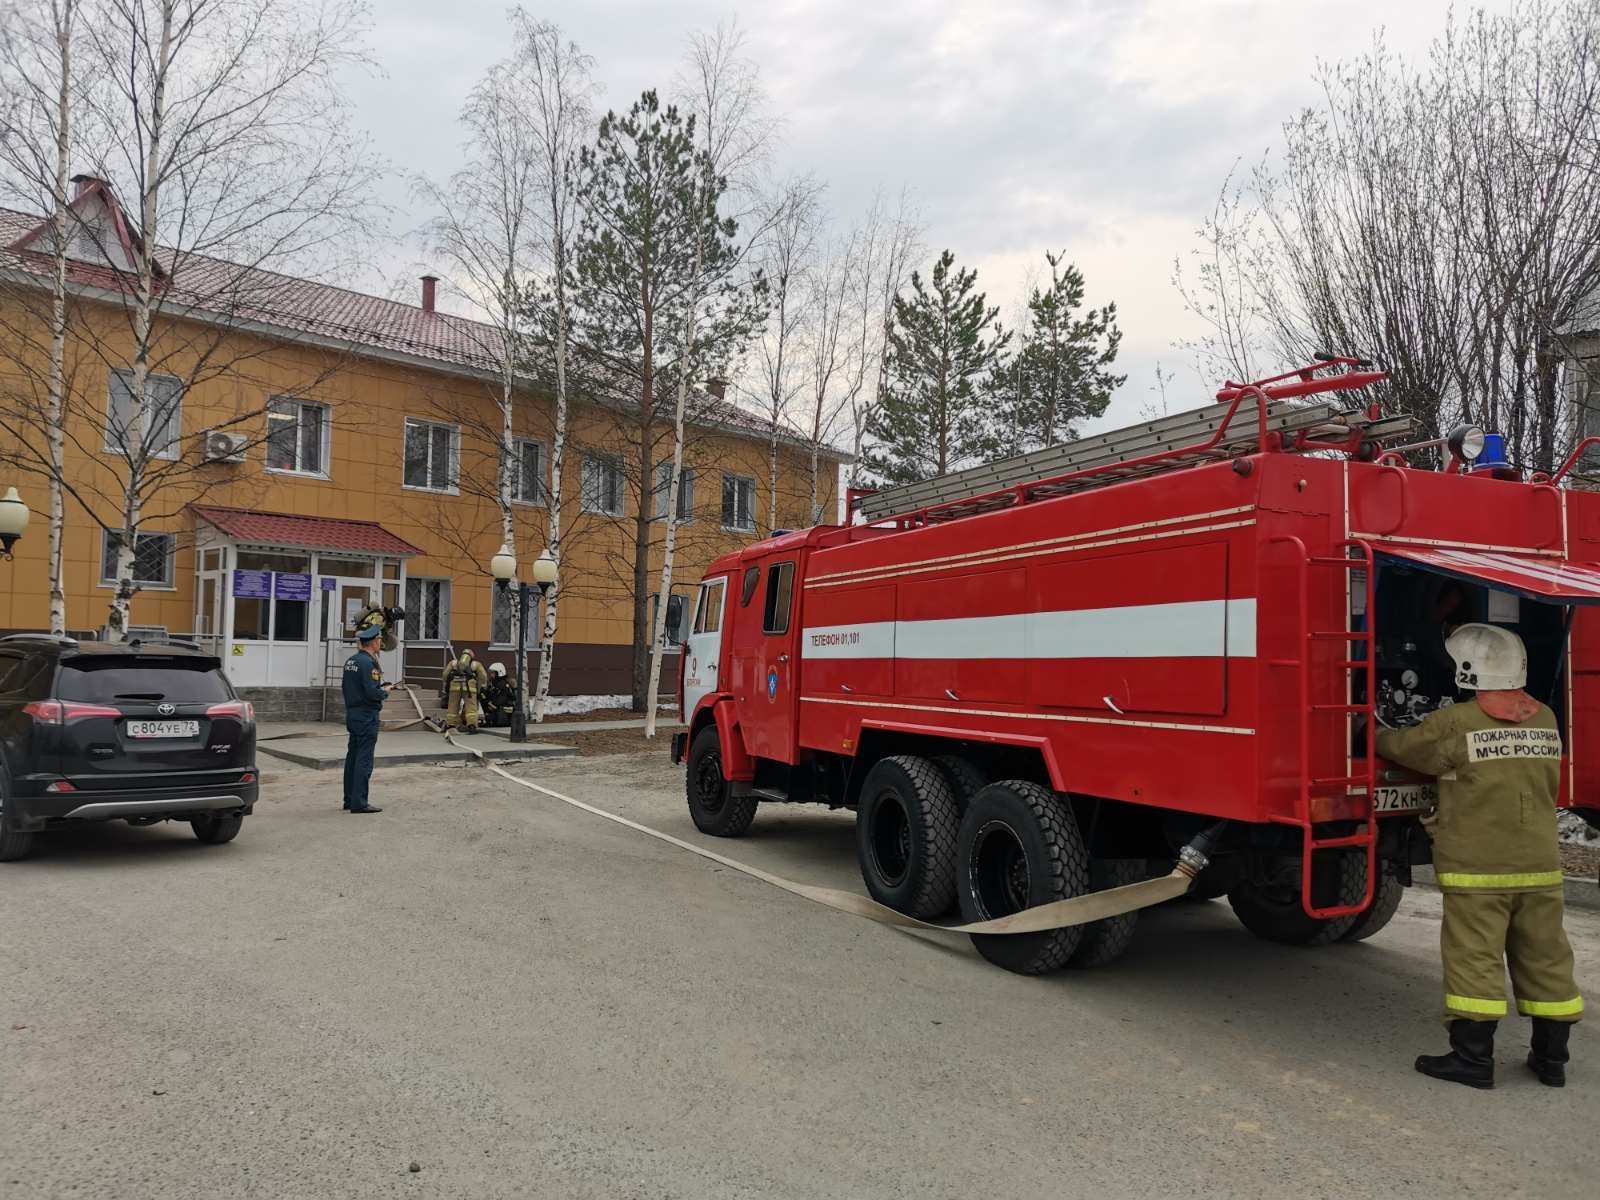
515 13 594 724
64 0 374 639
642 24 771 735
799 226 856 523
0 0 82 634
843 190 919 488
751 175 822 535
415 40 542 616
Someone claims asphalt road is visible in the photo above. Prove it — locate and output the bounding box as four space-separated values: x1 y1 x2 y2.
2 750 1596 1200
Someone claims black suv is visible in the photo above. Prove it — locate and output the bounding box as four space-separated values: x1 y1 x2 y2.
0 635 258 861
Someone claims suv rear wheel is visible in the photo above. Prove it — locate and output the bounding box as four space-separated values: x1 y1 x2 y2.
0 782 35 862
191 813 244 845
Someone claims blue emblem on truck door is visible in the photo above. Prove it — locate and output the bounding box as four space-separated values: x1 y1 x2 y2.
767 669 778 701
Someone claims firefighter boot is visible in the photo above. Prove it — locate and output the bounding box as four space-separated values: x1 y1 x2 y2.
1415 1020 1497 1089
1527 1017 1571 1087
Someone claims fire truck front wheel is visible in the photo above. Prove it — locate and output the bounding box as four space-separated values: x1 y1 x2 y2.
956 781 1090 975
686 726 757 837
855 755 961 919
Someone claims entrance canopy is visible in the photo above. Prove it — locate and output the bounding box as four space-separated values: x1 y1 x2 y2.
1376 545 1600 605
189 506 421 557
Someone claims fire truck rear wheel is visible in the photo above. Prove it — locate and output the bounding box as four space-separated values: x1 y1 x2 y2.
956 780 1089 975
1338 865 1405 943
855 755 960 919
1227 851 1364 946
686 726 757 837
1067 857 1144 969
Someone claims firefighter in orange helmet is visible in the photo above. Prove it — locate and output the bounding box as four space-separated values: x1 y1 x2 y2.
1376 623 1582 1088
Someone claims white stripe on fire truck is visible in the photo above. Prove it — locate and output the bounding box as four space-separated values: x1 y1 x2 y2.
801 599 1257 661
805 519 1257 589
799 694 1255 736
807 505 1256 586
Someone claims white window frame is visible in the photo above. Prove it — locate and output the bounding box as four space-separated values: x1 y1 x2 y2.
721 472 757 532
105 368 183 460
98 529 177 591
265 396 332 478
512 437 547 505
581 453 625 516
654 461 695 523
402 417 460 494
402 576 451 643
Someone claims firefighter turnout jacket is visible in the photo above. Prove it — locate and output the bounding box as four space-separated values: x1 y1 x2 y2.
1378 694 1582 1024
1376 696 1563 892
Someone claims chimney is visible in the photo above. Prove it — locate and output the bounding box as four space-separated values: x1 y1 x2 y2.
69 174 107 199
705 377 728 400
420 274 438 314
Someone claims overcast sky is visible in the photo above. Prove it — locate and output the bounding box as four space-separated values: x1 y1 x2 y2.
348 0 1500 433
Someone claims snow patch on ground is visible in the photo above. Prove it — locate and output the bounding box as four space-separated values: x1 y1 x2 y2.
1560 810 1599 845
538 694 671 716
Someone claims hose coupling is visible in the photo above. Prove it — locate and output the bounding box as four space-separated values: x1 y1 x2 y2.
1176 822 1227 880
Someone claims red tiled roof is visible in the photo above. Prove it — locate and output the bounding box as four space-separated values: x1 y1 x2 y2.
190 505 422 556
0 200 846 458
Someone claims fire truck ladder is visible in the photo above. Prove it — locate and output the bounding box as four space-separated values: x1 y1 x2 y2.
856 394 1415 526
1273 536 1379 920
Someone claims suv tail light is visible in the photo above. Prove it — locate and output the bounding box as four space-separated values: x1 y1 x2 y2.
206 700 255 723
23 700 122 724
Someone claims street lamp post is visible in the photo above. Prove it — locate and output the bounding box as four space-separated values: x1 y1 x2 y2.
491 545 558 745
0 487 29 561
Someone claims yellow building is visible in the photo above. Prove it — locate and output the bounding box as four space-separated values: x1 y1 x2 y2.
0 179 843 715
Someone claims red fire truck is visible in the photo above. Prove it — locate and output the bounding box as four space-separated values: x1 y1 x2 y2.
671 358 1600 974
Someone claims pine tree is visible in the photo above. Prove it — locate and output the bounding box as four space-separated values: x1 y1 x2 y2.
865 250 1010 485
1005 251 1124 452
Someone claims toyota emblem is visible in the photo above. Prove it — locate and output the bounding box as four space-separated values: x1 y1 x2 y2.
157 702 176 716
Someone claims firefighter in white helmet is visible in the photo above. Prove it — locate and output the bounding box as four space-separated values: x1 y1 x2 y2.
1376 621 1582 1088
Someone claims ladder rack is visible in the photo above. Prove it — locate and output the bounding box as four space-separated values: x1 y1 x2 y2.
857 397 1415 526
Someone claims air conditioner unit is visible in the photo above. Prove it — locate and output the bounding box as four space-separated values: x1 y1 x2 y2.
202 429 247 464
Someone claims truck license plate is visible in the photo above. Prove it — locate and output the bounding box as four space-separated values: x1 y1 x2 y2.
126 719 199 739
1375 783 1436 813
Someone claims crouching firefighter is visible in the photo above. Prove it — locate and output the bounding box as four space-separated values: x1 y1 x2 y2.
480 661 516 728
443 649 489 733
1377 623 1583 1089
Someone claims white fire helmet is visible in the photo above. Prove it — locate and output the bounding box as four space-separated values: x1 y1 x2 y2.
489 662 507 678
1444 622 1527 691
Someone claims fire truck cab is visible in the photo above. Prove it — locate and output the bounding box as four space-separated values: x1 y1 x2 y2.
672 359 1600 975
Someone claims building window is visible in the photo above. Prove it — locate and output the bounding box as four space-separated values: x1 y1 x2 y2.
404 577 451 643
512 438 546 503
581 454 624 515
722 473 756 531
267 397 329 475
106 369 182 459
654 461 695 522
99 530 175 589
403 418 458 492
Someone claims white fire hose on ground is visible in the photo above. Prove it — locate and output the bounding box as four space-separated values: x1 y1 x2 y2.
445 733 1217 936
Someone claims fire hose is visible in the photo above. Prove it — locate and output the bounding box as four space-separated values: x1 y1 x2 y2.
446 733 1221 936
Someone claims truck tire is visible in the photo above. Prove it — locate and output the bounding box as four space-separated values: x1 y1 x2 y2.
856 755 960 919
686 726 757 837
956 780 1089 975
191 813 244 845
1339 867 1405 943
934 754 989 812
1228 851 1364 946
1068 858 1144 969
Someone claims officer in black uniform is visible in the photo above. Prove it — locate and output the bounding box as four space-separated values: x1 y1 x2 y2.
341 621 388 813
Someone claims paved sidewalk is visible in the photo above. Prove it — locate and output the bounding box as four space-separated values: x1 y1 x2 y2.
256 727 575 770
476 717 685 736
